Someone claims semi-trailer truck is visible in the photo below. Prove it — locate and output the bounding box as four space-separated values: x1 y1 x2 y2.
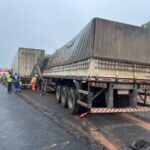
40 18 150 114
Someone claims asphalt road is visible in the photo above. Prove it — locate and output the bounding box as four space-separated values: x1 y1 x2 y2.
18 88 150 150
0 85 93 150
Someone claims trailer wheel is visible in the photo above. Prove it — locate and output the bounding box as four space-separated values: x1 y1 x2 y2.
56 85 62 103
43 84 48 93
68 88 79 114
61 86 68 108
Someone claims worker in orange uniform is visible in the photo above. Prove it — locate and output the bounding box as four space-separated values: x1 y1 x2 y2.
31 75 38 91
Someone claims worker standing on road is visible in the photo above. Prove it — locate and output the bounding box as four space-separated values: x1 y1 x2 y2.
13 73 20 93
1 73 7 85
31 75 37 91
7 72 13 93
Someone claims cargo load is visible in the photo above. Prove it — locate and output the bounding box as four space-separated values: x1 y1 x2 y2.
31 55 50 78
43 18 150 81
47 18 150 67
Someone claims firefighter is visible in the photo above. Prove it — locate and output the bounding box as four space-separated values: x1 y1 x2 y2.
31 74 38 91
7 72 13 93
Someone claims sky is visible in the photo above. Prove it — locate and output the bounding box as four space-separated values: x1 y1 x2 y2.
0 0 150 68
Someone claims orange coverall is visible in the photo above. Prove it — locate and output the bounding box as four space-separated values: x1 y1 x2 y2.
31 76 37 91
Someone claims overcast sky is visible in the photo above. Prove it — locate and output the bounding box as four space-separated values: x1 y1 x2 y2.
0 0 150 68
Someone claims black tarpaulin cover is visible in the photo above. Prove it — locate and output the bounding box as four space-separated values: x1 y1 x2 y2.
47 18 150 68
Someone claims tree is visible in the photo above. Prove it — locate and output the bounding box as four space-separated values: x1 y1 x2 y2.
141 21 150 29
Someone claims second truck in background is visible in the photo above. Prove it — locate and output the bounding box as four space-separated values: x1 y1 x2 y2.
11 47 45 87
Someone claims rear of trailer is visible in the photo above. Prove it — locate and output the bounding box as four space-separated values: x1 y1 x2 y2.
12 48 45 85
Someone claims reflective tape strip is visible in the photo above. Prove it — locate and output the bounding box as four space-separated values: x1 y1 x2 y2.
90 107 150 113
79 111 90 118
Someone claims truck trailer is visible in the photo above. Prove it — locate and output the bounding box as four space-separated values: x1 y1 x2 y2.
39 18 150 114
11 47 45 86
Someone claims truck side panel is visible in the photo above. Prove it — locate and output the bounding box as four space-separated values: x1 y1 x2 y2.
94 18 150 64
43 58 150 81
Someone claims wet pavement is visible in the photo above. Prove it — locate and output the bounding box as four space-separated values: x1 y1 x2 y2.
0 85 93 150
18 87 150 150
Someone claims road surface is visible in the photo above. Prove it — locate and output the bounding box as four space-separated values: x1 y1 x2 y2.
0 85 93 150
19 87 150 150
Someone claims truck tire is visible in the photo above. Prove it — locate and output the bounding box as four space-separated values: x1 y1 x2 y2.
67 88 80 114
56 85 62 103
43 84 48 93
61 86 68 108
